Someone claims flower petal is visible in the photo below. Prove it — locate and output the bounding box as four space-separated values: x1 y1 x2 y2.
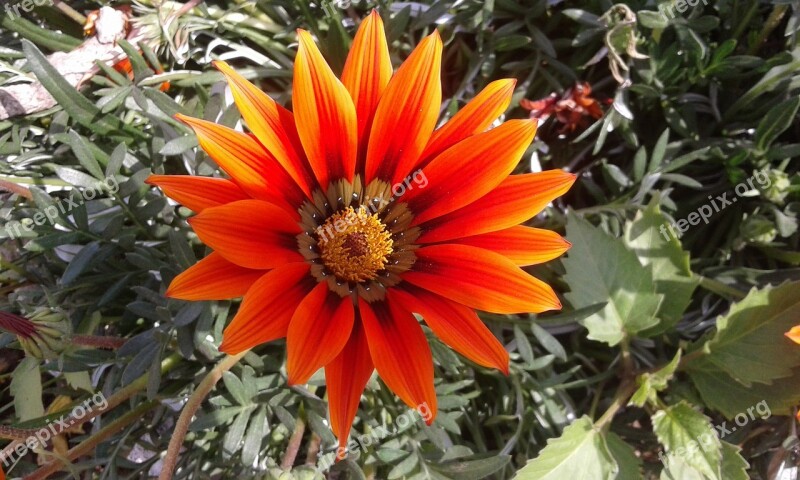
419 79 516 166
365 32 442 184
145 175 249 212
341 11 392 171
214 60 315 195
404 244 561 314
166 252 265 300
786 326 800 345
390 285 509 374
419 170 577 243
174 114 305 214
359 298 437 421
188 199 303 269
294 30 358 186
451 226 571 266
287 283 355 385
325 319 373 456
404 119 536 225
219 263 314 354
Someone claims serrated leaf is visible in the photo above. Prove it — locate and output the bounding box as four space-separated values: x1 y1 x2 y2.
606 432 643 479
513 416 617 480
652 401 722 479
564 213 663 346
11 357 44 422
698 282 800 386
631 351 681 407
687 357 800 417
624 201 697 331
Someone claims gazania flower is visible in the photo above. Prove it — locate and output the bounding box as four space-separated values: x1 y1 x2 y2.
786 327 800 345
147 11 575 455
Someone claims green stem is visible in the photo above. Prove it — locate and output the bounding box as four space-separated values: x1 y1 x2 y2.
696 275 747 300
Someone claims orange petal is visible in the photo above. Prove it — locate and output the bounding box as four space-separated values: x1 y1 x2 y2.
219 263 313 354
404 244 561 314
293 30 358 186
174 114 305 214
188 199 303 270
286 283 355 385
213 60 315 195
404 119 536 225
419 170 577 243
326 319 373 457
786 326 800 345
419 79 517 166
358 298 437 421
341 11 392 172
364 32 442 184
452 226 571 266
166 252 265 300
390 285 509 374
145 175 249 212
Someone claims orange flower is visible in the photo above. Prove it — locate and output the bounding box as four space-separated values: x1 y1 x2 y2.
148 11 575 456
786 326 800 344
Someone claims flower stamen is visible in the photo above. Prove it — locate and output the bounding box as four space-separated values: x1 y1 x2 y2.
316 207 394 282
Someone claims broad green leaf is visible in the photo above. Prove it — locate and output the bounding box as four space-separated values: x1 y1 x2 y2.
606 432 643 479
564 213 663 346
624 200 697 332
755 96 800 152
687 357 800 417
11 357 44 422
630 351 681 407
698 282 800 386
720 441 749 480
431 454 511 480
652 401 722 479
513 416 617 480
64 371 94 393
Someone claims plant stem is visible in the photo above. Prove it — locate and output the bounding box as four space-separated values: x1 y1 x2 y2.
158 352 247 480
281 416 306 470
71 335 127 350
0 353 181 456
696 275 747 300
52 0 87 24
23 400 159 480
594 380 637 429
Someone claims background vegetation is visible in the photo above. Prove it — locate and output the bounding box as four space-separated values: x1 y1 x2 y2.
1 0 799 478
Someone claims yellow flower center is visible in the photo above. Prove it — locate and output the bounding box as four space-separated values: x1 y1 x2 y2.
315 206 394 283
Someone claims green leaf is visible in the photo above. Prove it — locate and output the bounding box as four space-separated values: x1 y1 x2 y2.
696 282 800 386
564 213 663 346
241 406 266 467
513 416 617 480
606 432 643 479
67 131 105 179
223 371 252 406
22 40 145 140
64 371 94 393
223 408 253 457
755 96 800 152
624 200 697 332
432 454 511 480
630 351 681 407
61 241 101 286
719 441 749 480
11 357 44 422
652 401 722 479
687 357 800 417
